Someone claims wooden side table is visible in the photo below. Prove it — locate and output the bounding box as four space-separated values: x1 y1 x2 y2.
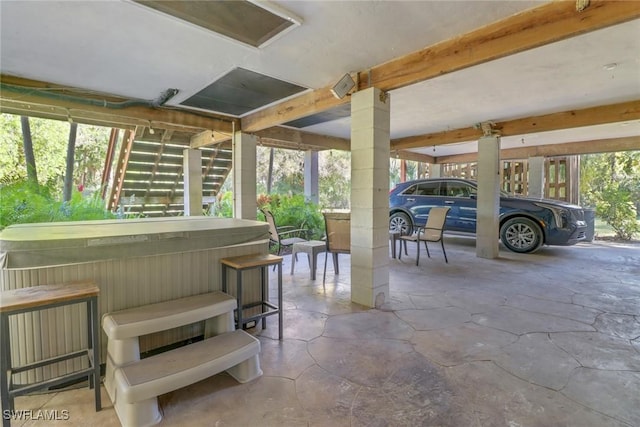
291 240 327 280
0 282 101 427
220 253 283 340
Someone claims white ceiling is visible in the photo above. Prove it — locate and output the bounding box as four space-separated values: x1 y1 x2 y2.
1 0 639 157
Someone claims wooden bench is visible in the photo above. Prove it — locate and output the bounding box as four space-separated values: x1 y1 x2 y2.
102 291 262 427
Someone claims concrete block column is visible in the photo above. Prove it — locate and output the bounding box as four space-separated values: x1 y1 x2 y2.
183 148 203 216
233 131 257 220
476 135 501 259
430 163 442 178
304 150 319 204
350 87 390 308
528 156 545 199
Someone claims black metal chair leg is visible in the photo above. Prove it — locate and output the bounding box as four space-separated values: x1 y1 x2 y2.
323 251 328 285
441 240 448 263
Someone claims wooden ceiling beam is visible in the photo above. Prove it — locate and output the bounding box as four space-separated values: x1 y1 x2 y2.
391 128 480 151
189 130 233 149
393 151 435 164
254 127 350 151
391 100 640 151
241 0 640 133
363 0 640 91
241 89 350 133
0 75 237 134
254 127 435 163
232 100 640 155
435 136 640 164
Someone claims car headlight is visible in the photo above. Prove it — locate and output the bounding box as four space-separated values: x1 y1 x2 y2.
534 202 569 228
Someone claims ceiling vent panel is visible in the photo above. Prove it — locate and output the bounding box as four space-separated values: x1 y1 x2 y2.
181 67 307 116
133 0 301 48
284 104 351 128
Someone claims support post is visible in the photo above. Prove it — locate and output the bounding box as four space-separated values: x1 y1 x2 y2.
476 134 501 259
350 87 390 308
183 148 202 216
528 156 545 198
304 150 319 204
430 163 442 178
233 131 257 220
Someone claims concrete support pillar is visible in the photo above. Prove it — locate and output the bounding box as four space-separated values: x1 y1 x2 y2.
476 136 501 259
528 156 545 199
430 163 442 178
350 87 390 308
304 150 319 204
183 148 202 216
232 131 257 220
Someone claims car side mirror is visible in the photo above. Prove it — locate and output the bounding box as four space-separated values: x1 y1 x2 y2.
469 192 478 199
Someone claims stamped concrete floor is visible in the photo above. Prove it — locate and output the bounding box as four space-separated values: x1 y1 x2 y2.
11 238 640 426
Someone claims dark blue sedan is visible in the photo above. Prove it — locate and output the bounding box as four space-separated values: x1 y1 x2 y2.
389 178 587 253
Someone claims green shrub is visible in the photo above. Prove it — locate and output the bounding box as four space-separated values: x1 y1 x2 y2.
206 191 234 218
258 194 324 240
595 182 639 240
0 180 115 230
57 189 117 222
1 180 52 228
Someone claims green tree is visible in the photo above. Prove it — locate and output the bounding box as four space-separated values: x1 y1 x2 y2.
0 114 110 193
63 123 78 202
581 152 640 240
21 116 38 184
319 150 350 209
256 146 305 195
2 114 69 189
75 125 111 191
0 114 24 184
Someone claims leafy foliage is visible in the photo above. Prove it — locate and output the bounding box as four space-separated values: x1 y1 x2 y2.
206 191 234 218
594 181 639 240
581 152 639 240
0 114 109 193
1 114 68 188
1 180 116 230
256 147 354 210
257 194 324 240
318 150 351 209
256 147 305 195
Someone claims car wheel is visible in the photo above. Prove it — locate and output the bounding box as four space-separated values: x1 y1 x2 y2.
500 217 543 253
390 212 412 235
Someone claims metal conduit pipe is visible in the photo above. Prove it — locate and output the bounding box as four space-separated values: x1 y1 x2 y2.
0 82 179 109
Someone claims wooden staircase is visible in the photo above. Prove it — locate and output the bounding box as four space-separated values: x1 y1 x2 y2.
104 126 232 217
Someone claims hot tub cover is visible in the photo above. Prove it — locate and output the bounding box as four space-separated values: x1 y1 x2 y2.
0 217 269 269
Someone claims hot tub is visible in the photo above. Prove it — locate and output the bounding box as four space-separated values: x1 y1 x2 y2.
0 217 269 384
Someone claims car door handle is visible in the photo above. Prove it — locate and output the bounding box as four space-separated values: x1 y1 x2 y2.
407 198 416 202
445 200 455 204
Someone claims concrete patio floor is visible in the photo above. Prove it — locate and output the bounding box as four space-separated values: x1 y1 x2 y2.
10 237 640 426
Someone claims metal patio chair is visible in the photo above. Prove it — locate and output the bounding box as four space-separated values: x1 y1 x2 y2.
399 206 450 265
322 211 351 285
261 209 308 257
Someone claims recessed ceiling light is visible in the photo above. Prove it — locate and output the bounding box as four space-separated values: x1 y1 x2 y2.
603 63 618 71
